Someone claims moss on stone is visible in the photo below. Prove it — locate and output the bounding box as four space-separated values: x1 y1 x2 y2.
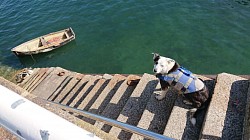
0 66 19 83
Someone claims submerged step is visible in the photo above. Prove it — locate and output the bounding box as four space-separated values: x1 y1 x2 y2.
201 73 249 139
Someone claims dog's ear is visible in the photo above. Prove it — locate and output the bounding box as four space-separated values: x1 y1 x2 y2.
152 53 160 61
167 59 175 64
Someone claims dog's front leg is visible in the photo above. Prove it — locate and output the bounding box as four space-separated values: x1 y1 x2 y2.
156 89 169 100
156 79 170 100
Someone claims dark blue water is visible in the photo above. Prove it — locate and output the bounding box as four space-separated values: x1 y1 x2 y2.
1 0 250 74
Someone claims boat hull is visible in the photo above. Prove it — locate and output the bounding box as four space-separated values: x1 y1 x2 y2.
11 27 75 56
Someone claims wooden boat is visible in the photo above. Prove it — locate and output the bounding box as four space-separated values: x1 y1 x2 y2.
11 27 75 56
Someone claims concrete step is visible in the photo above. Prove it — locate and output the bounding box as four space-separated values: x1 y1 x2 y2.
46 70 73 101
24 94 118 140
80 74 125 125
201 73 249 139
94 75 139 133
52 72 79 103
69 75 102 108
13 67 250 140
21 68 41 88
131 82 178 140
18 68 40 87
60 74 87 106
76 75 112 111
23 68 49 91
243 84 250 140
32 67 71 99
88 74 126 116
109 73 158 140
28 68 54 93
164 75 215 140
1 75 117 140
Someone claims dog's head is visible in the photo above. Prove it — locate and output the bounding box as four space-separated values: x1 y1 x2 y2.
152 53 176 75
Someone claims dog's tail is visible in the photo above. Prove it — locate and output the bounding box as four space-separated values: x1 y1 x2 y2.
191 96 211 126
191 108 203 125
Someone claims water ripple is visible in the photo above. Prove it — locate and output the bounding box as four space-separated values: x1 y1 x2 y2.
0 0 250 74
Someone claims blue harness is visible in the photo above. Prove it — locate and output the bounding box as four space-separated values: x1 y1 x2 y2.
157 66 199 93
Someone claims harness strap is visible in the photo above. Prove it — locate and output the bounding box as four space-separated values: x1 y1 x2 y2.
174 72 183 83
157 66 199 94
184 77 193 89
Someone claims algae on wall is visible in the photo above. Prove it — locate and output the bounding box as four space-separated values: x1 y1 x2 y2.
0 65 19 83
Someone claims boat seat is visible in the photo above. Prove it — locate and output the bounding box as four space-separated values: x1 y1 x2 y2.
40 37 48 47
62 33 69 39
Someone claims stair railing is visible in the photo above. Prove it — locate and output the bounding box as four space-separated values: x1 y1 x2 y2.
47 101 173 140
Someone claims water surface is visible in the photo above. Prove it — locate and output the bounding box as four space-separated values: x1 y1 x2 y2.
0 0 250 74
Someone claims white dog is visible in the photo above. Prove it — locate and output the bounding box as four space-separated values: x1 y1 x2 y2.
152 53 211 125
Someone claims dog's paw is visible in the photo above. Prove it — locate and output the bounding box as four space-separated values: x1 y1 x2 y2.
189 108 197 113
183 99 193 106
191 117 196 126
155 94 165 100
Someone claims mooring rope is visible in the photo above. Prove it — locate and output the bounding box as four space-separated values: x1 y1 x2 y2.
26 45 36 68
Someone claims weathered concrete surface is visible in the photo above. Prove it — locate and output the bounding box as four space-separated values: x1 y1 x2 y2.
131 82 177 140
109 73 158 140
69 75 102 108
53 72 79 103
0 126 18 140
77 78 110 111
11 67 250 140
0 77 30 96
0 76 117 140
95 75 137 132
243 82 250 140
18 68 40 87
163 75 215 140
28 68 54 93
89 74 125 115
32 67 71 99
60 74 86 105
201 73 249 139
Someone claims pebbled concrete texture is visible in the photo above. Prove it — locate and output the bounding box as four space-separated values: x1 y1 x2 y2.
0 126 18 140
163 75 215 140
0 76 117 140
243 84 250 140
95 75 137 132
109 73 158 140
131 82 177 140
201 73 249 140
4 67 250 140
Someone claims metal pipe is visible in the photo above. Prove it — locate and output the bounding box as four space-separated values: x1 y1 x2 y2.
47 101 173 140
0 85 101 140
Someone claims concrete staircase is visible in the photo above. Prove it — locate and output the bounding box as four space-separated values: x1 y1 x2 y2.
16 67 250 140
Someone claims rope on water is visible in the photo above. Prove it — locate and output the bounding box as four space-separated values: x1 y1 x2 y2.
26 45 36 68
